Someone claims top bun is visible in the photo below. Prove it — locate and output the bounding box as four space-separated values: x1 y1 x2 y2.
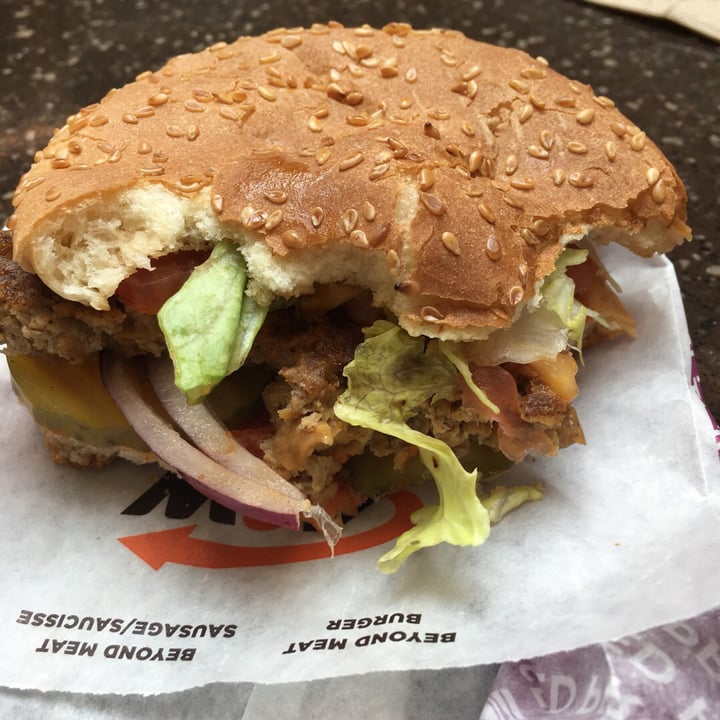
9 22 690 340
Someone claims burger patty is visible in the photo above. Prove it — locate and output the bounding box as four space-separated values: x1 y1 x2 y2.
1 227 581 502
0 230 165 361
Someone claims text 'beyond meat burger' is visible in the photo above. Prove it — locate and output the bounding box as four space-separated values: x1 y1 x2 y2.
0 23 690 572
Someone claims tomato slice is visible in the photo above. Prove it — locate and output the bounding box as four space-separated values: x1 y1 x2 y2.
115 250 210 314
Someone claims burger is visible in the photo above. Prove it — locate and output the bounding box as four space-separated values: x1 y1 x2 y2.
0 23 690 572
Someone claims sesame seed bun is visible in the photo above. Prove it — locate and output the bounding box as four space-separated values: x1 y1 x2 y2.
9 22 690 340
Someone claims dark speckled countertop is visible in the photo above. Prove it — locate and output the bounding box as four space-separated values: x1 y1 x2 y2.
1 0 718 421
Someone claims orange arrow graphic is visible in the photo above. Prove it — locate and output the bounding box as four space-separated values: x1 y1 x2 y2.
118 490 423 570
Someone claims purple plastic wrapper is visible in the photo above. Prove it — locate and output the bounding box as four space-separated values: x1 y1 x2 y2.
481 608 720 719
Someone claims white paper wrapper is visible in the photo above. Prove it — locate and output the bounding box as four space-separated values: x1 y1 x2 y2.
582 0 720 41
0 245 718 697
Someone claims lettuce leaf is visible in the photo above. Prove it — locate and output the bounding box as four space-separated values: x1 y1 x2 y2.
157 241 268 403
540 248 589 351
334 320 494 572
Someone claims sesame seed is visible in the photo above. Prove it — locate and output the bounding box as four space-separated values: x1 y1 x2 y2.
468 150 483 174
246 211 268 229
427 108 450 121
423 122 441 140
441 231 461 255
257 86 277 102
184 99 205 113
137 141 152 155
339 152 364 171
418 168 435 191
518 263 529 285
97 140 115 154
532 219 550 236
461 121 476 137
387 249 401 274
281 34 302 49
651 179 667 203
646 167 660 185
520 66 547 80
45 187 61 201
575 108 595 125
264 209 284 230
568 172 594 188
307 115 323 132
211 194 224 214
593 95 616 108
610 122 627 137
316 148 332 166
51 158 70 169
187 125 200 141
510 177 535 191
362 200 377 221
310 207 325 227
399 96 413 109
343 208 359 233
148 92 169 106
505 154 519 175
265 190 288 204
509 286 524 305
520 227 538 245
478 202 496 224
630 132 646 151
421 306 445 322
218 106 239 123
88 115 109 127
540 130 554 151
140 166 164 176
405 67 418 83
552 168 566 186
380 63 399 78
503 193 524 209
462 65 482 81
260 51 281 64
555 97 576 108
519 104 534 124
122 113 139 124
135 106 156 119
346 113 370 126
394 280 418 295
107 150 122 163
369 163 390 180
346 91 364 106
420 193 445 216
22 176 45 191
192 88 214 102
350 229 369 248
567 141 588 154
282 229 306 249
485 234 502 260
568 81 582 94
604 140 617 161
509 79 530 94
529 93 546 110
528 145 549 160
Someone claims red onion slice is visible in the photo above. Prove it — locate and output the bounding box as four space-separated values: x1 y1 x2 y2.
100 352 341 546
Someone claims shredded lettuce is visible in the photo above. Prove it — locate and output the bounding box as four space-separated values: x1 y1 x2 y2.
439 341 500 414
333 320 542 573
540 248 589 351
157 241 268 403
